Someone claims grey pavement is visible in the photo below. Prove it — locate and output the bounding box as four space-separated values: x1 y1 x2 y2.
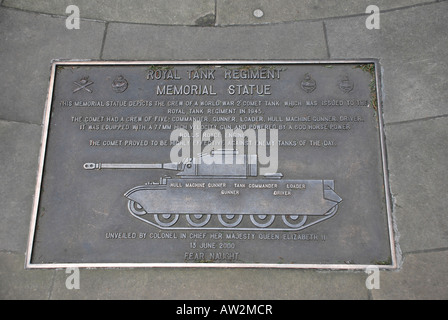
1 0 447 300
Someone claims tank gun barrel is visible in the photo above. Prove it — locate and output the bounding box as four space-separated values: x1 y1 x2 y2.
83 162 183 171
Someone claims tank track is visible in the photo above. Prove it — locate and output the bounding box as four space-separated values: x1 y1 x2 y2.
127 200 339 231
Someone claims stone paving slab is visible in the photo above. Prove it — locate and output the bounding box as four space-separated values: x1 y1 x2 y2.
0 252 54 299
3 0 215 25
49 268 368 300
0 120 42 253
372 250 448 299
102 21 328 60
385 117 448 253
216 0 433 25
0 7 105 125
324 2 448 124
7 260 367 299
4 0 435 25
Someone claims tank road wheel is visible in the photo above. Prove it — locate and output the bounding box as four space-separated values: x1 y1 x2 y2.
282 215 307 228
250 215 275 228
128 200 147 216
186 214 211 227
154 214 179 227
218 214 243 228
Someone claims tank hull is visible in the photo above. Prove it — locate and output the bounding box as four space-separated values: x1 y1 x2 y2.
124 178 342 231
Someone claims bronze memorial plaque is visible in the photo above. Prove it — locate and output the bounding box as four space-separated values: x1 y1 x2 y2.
26 61 397 269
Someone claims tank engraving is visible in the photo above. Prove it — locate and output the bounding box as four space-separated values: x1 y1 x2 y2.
84 150 342 231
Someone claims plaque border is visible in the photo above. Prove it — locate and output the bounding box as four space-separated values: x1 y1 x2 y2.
25 60 398 270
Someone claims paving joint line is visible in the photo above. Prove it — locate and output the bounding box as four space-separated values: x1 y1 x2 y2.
402 247 448 256
0 117 42 127
47 270 57 300
99 22 109 59
373 0 440 14
0 249 20 254
0 4 202 27
385 114 448 127
214 0 218 27
0 5 107 24
322 21 331 59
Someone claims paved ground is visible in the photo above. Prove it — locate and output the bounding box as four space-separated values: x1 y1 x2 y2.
1 0 447 300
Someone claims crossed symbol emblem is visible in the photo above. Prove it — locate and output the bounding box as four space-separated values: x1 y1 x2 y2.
73 77 94 93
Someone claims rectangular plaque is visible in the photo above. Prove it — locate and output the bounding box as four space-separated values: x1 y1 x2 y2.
26 60 397 269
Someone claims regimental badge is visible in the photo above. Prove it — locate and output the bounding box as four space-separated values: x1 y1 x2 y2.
338 74 354 93
112 75 128 93
300 73 317 93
